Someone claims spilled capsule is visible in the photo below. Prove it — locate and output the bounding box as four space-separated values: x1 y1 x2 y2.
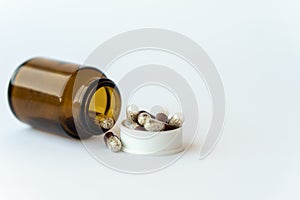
103 132 122 152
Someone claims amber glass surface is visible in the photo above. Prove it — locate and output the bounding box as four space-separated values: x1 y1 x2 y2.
89 86 120 119
8 57 121 139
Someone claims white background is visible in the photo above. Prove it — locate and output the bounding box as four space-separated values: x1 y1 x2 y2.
0 0 299 199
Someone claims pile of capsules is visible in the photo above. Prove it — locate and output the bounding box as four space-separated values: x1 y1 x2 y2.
124 104 184 131
102 105 184 153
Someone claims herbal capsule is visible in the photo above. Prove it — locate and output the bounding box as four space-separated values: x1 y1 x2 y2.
144 118 165 132
155 113 169 123
8 57 121 139
123 119 139 129
126 104 139 123
94 114 115 130
103 132 122 152
164 124 177 131
137 111 154 126
150 105 169 116
134 126 147 131
168 113 184 128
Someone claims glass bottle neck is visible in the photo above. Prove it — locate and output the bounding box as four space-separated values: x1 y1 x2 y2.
72 78 121 139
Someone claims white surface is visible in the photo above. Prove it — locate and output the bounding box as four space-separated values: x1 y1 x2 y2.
0 0 300 200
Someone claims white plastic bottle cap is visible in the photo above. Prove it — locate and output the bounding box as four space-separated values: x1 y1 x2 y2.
119 120 184 155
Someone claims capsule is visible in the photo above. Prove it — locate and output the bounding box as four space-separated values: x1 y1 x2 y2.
144 118 165 132
164 124 178 131
103 132 122 152
150 105 169 116
137 111 154 126
123 119 139 129
134 125 147 131
126 104 139 123
168 113 184 128
94 114 115 130
155 113 169 123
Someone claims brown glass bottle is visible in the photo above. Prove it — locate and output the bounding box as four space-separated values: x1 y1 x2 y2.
8 57 121 139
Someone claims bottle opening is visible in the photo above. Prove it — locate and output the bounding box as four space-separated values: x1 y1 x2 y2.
78 78 121 137
89 86 119 118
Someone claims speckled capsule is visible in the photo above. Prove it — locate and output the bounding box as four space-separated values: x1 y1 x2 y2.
168 113 184 128
137 111 154 126
94 114 115 130
123 119 139 129
155 113 169 123
143 118 165 132
134 125 147 131
150 105 169 116
164 124 177 131
103 132 122 152
126 104 139 123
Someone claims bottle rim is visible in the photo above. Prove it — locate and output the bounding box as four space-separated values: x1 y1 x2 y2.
73 78 121 138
